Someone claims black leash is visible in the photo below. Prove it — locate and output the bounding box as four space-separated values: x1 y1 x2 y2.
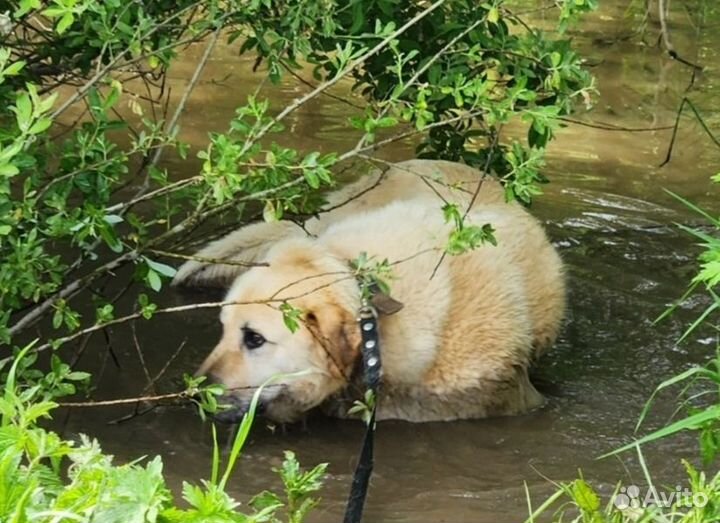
343 302 382 523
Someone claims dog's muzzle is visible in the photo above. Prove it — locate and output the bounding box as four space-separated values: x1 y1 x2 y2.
212 393 265 424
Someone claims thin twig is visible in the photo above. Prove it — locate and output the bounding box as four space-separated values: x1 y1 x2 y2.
146 249 269 268
28 248 437 355
50 1 207 119
281 63 365 110
142 339 188 395
338 109 490 162
59 391 190 407
658 0 703 70
559 117 674 132
240 0 447 156
131 322 154 393
429 126 503 280
661 97 720 166
57 384 287 408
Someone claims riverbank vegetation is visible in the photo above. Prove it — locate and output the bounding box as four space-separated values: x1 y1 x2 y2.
2 0 719 521
525 114 720 523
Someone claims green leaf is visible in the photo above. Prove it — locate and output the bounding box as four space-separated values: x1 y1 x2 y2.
376 116 398 128
56 12 74 34
41 7 64 18
147 269 162 292
487 6 499 24
15 0 41 16
571 479 600 512
145 258 177 278
14 93 32 128
304 169 320 189
263 200 279 222
280 302 302 333
0 164 19 177
28 118 52 135
104 214 123 225
2 61 26 76
52 309 63 329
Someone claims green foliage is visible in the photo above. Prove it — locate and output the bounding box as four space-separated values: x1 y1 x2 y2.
0 0 595 357
524 464 720 523
526 164 720 523
443 202 497 255
350 251 394 302
605 172 720 465
249 451 328 523
347 389 376 425
0 350 326 523
659 186 720 343
279 302 303 334
616 348 720 465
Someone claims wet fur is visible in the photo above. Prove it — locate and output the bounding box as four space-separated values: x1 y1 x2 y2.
178 160 565 422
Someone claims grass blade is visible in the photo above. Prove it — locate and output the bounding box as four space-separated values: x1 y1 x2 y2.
601 404 720 459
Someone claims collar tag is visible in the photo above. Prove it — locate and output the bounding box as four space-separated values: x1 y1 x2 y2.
366 282 404 316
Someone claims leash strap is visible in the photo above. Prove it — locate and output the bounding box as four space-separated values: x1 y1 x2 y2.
343 304 382 523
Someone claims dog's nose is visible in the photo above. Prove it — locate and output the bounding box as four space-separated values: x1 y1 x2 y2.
202 370 223 386
212 405 247 424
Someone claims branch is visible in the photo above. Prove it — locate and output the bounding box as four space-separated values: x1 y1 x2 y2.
661 97 720 166
50 1 211 119
559 117 674 132
657 0 703 70
57 383 286 408
145 249 268 268
28 247 437 355
140 26 222 192
239 0 447 156
429 126 503 280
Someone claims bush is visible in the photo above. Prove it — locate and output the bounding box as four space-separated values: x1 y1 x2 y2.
1 0 595 351
1 347 327 522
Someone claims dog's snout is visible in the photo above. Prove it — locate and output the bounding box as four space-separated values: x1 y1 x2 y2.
202 370 223 386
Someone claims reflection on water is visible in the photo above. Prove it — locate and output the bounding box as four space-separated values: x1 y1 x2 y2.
57 2 720 521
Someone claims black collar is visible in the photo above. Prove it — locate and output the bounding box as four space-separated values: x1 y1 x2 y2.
357 302 382 391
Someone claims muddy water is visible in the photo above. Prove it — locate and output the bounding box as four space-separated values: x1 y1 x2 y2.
57 2 720 522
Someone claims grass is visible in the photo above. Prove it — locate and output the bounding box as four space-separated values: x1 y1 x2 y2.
0 347 327 523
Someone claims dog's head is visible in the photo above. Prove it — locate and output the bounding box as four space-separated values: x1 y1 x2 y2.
197 239 362 423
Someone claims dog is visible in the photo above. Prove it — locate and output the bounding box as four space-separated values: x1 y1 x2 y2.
174 160 565 423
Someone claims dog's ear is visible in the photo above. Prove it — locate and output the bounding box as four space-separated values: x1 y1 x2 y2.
305 304 361 379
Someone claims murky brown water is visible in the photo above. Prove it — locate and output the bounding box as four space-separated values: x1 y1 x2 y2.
55 2 720 521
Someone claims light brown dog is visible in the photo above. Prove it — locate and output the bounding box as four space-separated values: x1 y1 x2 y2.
175 160 565 422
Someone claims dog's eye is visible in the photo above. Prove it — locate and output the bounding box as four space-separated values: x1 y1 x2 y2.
242 328 266 350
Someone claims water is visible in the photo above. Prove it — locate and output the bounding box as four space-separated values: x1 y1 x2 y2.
56 2 720 521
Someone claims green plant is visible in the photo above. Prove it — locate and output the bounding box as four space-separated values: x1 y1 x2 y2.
1 0 595 360
0 349 327 523
592 171 720 465
523 157 720 523
524 460 720 523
